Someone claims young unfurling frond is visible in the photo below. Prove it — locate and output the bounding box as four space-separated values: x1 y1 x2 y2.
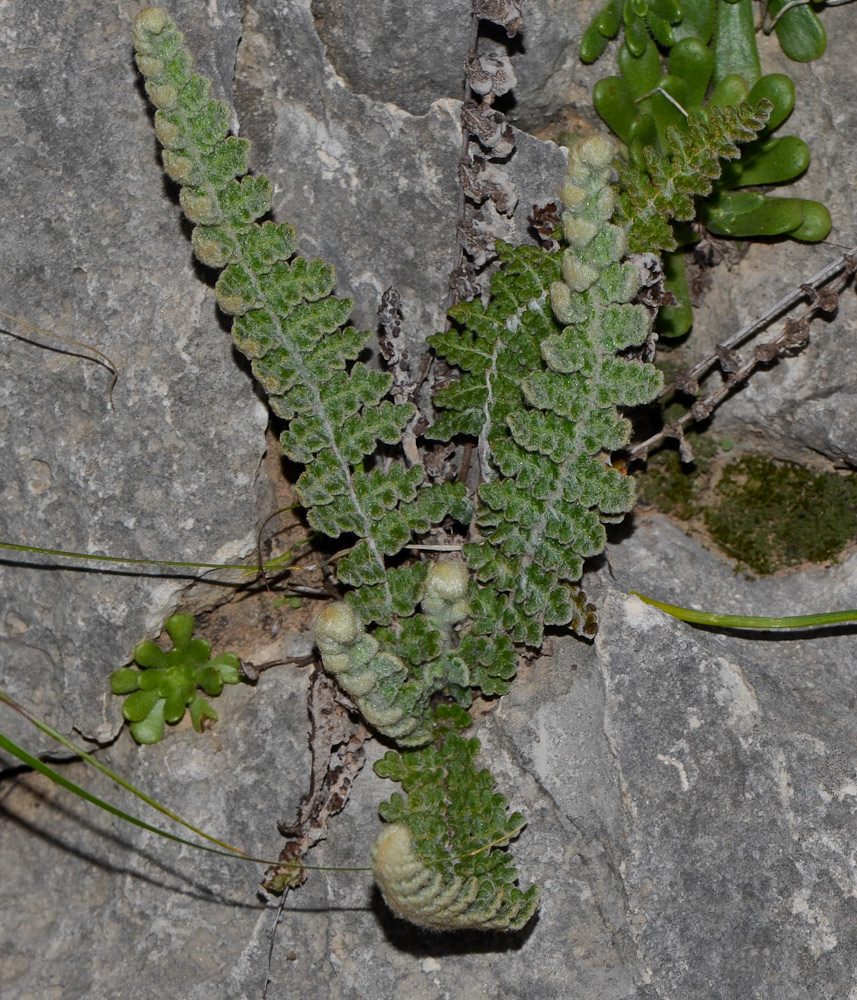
431 136 662 646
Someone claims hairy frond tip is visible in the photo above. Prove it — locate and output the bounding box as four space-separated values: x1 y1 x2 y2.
421 560 469 624
312 603 433 745
371 824 539 932
134 6 171 41
618 101 773 253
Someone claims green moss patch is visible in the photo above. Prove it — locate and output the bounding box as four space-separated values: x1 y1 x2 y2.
636 434 718 521
704 455 857 575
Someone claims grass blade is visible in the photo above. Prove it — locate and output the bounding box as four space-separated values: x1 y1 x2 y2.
633 591 857 629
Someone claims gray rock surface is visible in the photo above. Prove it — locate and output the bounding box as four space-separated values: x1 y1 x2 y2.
307 0 604 133
235 0 568 355
595 525 857 1000
2 2 857 999
0 0 266 754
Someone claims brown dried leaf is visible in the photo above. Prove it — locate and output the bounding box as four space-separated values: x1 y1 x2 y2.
715 345 742 374
458 214 498 269
801 283 839 314
474 0 524 36
630 252 676 310
753 341 781 363
461 100 515 157
529 201 561 250
264 666 368 893
464 50 517 98
672 370 699 395
460 155 518 215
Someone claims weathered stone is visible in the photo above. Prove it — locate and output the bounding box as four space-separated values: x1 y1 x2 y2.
235 1 568 356
0 0 267 755
2 2 857 999
307 0 605 132
593 515 857 1000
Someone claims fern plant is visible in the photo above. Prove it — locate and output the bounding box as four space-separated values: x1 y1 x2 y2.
430 136 662 647
132 6 668 930
133 7 469 631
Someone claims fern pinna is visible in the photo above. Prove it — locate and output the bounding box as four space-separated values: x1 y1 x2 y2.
133 8 662 931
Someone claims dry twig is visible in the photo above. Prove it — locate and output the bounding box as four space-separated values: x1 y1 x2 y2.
630 248 857 462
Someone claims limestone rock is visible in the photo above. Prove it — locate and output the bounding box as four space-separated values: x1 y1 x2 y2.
2 2 856 999
0 0 266 754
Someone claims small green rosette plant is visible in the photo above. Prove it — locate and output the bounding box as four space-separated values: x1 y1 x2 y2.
110 614 240 743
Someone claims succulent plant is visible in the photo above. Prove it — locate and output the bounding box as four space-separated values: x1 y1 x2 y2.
110 614 240 744
580 0 832 334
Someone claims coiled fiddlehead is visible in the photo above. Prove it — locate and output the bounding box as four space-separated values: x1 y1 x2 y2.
372 708 539 932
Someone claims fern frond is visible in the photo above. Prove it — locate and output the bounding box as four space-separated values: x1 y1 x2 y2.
431 136 662 645
428 243 562 444
133 8 467 630
619 100 773 252
372 709 539 931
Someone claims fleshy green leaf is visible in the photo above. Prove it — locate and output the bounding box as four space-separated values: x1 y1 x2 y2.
658 250 694 337
668 37 714 109
712 0 761 88
122 688 162 723
786 200 832 242
129 701 167 745
672 0 715 43
735 135 810 186
580 0 623 62
768 0 826 62
748 74 795 134
593 76 638 146
112 614 240 743
619 40 662 100
702 191 804 237
110 668 142 694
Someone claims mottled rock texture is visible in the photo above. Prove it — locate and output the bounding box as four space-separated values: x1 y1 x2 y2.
0 0 265 754
1 2 856 999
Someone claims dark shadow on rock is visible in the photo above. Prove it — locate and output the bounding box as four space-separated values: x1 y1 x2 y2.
680 621 857 643
0 780 267 909
370 884 538 955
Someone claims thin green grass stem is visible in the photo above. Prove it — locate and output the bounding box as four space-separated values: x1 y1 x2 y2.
0 688 370 873
633 591 857 629
0 535 308 576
